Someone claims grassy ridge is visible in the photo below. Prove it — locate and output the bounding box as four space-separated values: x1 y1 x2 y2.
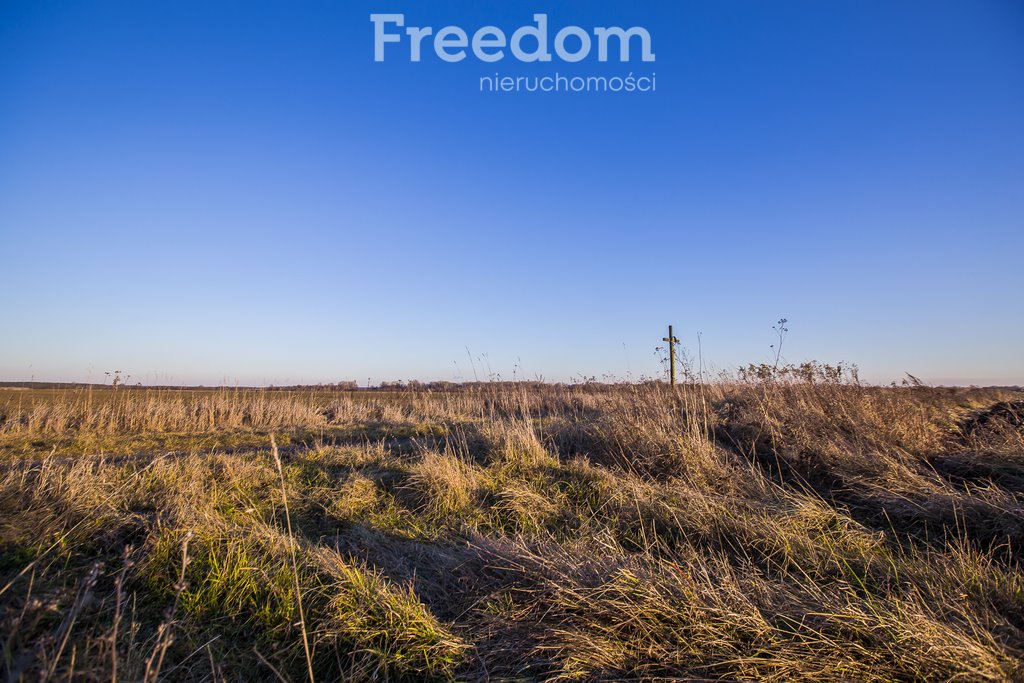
1 368 1022 680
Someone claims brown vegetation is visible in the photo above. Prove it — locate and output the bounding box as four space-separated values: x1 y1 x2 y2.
1 366 1022 681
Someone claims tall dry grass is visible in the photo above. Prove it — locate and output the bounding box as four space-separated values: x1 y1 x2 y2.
1 371 1022 680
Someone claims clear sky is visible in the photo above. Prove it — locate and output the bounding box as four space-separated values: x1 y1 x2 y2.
1 0 1022 386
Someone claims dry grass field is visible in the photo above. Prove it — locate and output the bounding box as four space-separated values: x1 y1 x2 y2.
1 365 1023 681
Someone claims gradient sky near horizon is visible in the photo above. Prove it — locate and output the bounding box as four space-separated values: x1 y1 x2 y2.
1 0 1022 386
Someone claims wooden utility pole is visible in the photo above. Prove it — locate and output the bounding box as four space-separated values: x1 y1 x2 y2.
663 325 680 386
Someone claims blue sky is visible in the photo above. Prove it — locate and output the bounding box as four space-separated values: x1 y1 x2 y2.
1 0 1022 386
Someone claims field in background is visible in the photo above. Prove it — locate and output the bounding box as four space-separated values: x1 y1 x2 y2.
1 368 1023 681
